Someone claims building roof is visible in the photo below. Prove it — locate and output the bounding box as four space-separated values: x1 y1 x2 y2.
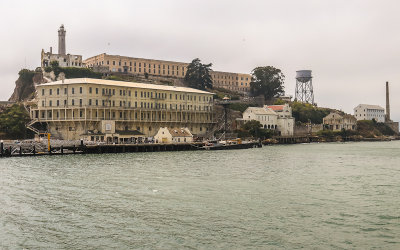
38 78 214 95
116 130 144 136
356 104 384 110
267 105 285 111
245 107 277 115
167 128 192 137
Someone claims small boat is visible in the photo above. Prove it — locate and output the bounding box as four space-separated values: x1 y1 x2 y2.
202 139 261 150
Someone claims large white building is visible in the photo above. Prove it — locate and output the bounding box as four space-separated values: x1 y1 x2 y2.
241 104 294 136
354 104 385 122
28 78 215 142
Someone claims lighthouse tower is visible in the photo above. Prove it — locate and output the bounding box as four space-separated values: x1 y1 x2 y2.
58 24 66 55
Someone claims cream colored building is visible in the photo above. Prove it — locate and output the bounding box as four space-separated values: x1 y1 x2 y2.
323 112 357 131
154 127 193 144
84 53 251 94
29 78 215 142
240 104 294 136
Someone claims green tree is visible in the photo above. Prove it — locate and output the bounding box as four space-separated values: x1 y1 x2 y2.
291 101 331 124
0 104 32 139
250 66 285 100
184 58 213 90
240 120 275 139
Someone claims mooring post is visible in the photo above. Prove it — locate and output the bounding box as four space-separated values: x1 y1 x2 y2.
19 146 22 156
80 139 85 154
33 145 36 155
0 141 3 157
61 145 64 155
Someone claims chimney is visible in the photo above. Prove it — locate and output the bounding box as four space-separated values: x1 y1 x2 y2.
50 47 52 54
386 81 391 122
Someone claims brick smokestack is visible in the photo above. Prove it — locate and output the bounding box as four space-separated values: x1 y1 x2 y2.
386 81 391 122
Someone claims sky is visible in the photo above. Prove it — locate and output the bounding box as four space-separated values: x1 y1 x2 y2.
0 0 399 121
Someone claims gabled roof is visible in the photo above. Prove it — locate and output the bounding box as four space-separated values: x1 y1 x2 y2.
245 107 277 115
267 105 285 111
356 104 384 110
167 128 192 137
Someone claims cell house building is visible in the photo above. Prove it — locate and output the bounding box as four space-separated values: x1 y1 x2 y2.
29 78 215 142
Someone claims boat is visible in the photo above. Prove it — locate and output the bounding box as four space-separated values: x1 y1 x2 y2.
202 139 261 150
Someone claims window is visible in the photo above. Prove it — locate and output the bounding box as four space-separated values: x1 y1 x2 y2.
42 89 45 96
95 99 98 106
80 87 82 94
89 99 92 105
72 88 75 94
57 88 60 95
96 88 98 94
64 88 67 95
49 100 52 107
79 99 82 106
57 100 59 106
49 89 52 95
72 99 75 106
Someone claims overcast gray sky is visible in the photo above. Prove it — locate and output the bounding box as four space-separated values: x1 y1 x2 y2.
0 0 399 121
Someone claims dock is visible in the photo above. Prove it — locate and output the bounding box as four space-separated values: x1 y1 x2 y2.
0 141 261 158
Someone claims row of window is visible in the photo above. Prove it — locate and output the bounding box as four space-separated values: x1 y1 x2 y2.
212 75 249 81
41 99 212 111
111 67 185 76
40 110 211 121
215 81 249 87
41 88 212 102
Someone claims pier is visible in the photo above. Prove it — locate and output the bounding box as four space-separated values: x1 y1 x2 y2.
0 141 261 158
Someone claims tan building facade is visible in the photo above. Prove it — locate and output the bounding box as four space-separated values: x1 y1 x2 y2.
84 53 251 94
323 112 357 131
29 78 215 142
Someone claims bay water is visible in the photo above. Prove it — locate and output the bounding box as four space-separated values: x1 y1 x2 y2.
1 141 399 249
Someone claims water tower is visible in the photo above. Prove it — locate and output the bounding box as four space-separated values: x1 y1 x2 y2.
295 70 314 105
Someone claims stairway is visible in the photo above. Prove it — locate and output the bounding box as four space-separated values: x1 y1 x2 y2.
26 119 40 135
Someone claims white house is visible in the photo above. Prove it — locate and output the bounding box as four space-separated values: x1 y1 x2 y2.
154 127 193 144
241 104 294 136
242 107 278 130
265 104 295 136
354 104 385 122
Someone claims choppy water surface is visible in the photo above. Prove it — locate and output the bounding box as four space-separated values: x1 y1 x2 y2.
1 141 399 249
